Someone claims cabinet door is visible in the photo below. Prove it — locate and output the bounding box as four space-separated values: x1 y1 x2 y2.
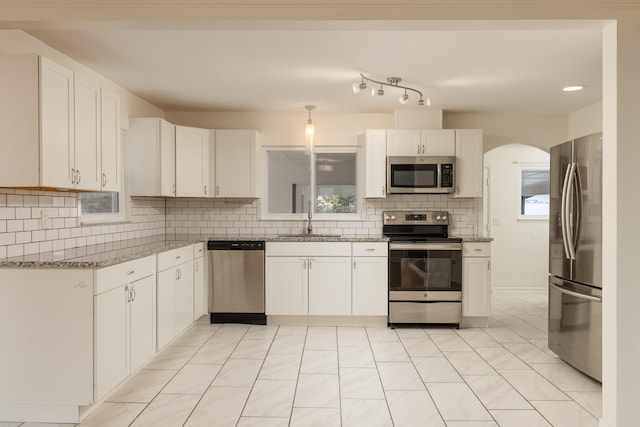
74 74 101 191
352 257 388 316
94 285 129 401
40 56 74 188
386 129 420 156
100 87 121 192
160 119 177 197
215 130 257 197
176 260 194 334
462 257 491 317
157 268 178 349
193 256 206 320
130 275 156 372
454 129 483 198
308 257 351 316
176 125 209 197
421 129 455 156
265 257 308 315
364 129 387 198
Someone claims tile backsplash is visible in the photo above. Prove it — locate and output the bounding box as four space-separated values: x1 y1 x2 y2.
165 194 478 237
0 189 477 259
0 189 165 259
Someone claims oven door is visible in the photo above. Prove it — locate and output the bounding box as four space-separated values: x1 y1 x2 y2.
388 242 462 300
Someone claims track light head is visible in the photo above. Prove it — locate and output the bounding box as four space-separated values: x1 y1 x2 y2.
399 91 409 104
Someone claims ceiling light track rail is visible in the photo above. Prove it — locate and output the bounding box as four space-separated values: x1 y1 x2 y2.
354 73 430 106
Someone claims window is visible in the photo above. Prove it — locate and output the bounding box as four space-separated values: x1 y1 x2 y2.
519 167 550 219
78 130 129 224
264 147 360 219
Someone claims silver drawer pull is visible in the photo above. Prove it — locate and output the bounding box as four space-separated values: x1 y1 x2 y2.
365 248 375 252
473 248 482 252
176 255 181 259
126 270 135 275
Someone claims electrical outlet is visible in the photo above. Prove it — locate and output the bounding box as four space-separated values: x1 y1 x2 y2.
41 210 51 229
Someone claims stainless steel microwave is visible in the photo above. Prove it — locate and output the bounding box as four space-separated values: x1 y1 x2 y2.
387 156 455 194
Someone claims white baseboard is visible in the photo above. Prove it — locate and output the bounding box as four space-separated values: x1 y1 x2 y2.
268 315 387 327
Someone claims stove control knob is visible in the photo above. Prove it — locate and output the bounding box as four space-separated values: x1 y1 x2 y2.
442 215 447 221
436 215 441 220
384 215 389 221
391 215 396 221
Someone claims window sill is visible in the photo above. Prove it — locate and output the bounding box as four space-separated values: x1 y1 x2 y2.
517 215 549 222
79 215 130 226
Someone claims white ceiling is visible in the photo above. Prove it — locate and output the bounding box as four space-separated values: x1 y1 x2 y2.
24 20 603 115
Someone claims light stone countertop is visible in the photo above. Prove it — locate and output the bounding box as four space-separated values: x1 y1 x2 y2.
0 234 389 269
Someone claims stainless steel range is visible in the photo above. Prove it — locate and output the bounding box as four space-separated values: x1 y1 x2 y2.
383 210 462 327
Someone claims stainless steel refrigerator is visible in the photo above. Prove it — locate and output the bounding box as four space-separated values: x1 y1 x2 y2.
548 132 602 382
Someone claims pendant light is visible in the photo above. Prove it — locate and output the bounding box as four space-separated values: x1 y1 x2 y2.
304 105 316 155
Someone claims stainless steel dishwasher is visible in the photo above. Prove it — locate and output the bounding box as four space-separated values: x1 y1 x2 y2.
208 240 266 324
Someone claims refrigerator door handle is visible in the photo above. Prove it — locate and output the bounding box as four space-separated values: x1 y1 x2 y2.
565 162 578 260
560 163 573 259
572 162 583 258
550 282 602 303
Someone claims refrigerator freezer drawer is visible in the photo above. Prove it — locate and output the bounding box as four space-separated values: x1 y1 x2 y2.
548 277 602 382
389 301 461 324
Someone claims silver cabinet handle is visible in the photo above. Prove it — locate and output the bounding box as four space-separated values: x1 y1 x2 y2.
421 144 425 155
102 173 107 187
173 184 176 195
382 186 385 196
204 185 207 195
76 169 81 184
195 261 199 272
365 248 375 252
125 285 131 302
353 260 356 269
309 259 313 269
131 287 136 302
216 185 220 196
176 255 181 259
302 259 307 270
71 168 76 184
473 248 482 252
126 270 135 275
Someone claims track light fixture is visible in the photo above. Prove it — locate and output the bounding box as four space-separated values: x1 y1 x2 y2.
353 73 429 107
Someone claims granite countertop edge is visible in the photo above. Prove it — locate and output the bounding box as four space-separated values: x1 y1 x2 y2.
0 234 389 269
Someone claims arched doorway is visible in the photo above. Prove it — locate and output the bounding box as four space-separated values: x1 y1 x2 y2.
484 144 550 291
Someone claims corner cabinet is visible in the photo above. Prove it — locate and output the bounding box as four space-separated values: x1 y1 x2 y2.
454 129 483 198
361 129 387 198
176 125 210 197
94 255 156 401
128 117 176 197
462 241 492 320
214 129 259 198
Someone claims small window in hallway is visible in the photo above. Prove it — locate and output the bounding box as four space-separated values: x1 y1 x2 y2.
520 168 550 217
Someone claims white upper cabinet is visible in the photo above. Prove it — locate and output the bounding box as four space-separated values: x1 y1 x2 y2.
214 129 259 198
100 87 121 192
386 129 421 156
176 125 210 197
362 129 387 198
73 73 101 191
421 129 456 156
454 129 483 198
128 118 176 197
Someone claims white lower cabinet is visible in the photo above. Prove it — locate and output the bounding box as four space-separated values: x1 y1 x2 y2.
157 245 194 349
265 241 388 319
193 242 206 320
462 242 492 317
94 255 156 401
308 257 352 315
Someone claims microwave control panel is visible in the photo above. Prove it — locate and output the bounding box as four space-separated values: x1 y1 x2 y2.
441 164 454 188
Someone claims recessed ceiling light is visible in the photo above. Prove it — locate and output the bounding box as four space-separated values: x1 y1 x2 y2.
562 85 585 92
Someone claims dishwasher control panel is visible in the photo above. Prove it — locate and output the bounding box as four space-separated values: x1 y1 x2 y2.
208 240 265 250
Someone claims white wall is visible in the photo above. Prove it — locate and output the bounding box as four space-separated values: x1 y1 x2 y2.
569 100 603 139
444 111 568 152
484 144 550 289
0 30 164 126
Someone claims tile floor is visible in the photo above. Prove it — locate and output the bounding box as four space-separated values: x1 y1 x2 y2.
4 290 602 427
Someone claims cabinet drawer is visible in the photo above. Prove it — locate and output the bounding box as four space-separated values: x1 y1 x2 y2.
193 242 205 258
158 245 193 271
95 255 156 295
463 242 491 257
266 241 351 257
352 242 388 257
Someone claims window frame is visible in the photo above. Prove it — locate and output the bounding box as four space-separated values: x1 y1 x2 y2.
78 129 130 225
517 164 550 222
261 146 363 221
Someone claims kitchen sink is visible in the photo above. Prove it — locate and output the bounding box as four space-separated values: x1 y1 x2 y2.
277 234 342 238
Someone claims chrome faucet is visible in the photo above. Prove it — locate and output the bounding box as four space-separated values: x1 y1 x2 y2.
306 200 313 235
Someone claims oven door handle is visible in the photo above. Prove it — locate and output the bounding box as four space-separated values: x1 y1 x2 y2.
389 242 462 251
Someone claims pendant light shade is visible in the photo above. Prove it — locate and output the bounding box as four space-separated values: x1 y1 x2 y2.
304 105 316 155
